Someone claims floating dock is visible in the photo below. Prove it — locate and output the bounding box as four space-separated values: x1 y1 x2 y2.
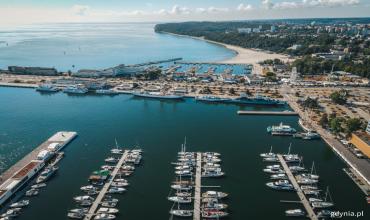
193 152 202 220
0 131 77 206
237 111 298 116
277 154 318 220
84 150 129 220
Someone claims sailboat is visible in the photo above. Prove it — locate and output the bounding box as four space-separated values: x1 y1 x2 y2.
296 161 319 180
260 146 276 158
311 187 334 208
169 202 193 217
111 139 123 155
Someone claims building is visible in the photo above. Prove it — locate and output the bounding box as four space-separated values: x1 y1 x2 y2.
8 66 59 76
237 28 252 34
270 25 276 32
350 132 370 158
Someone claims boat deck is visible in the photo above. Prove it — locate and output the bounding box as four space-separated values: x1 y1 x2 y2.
277 154 318 220
84 151 129 220
0 131 77 186
193 152 202 220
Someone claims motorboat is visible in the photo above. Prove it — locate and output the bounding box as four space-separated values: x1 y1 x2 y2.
101 165 115 171
171 184 192 191
175 170 193 176
285 209 305 217
289 166 306 172
108 187 126 194
270 174 288 180
169 209 193 217
9 200 29 208
111 181 128 187
67 212 85 219
36 84 59 92
95 89 118 95
101 201 117 208
74 195 93 202
202 191 228 199
1 208 21 218
202 210 229 218
312 201 334 208
25 188 39 197
94 213 116 220
202 169 225 177
260 146 276 158
80 185 98 192
267 122 296 136
175 192 192 197
97 208 119 214
263 168 285 174
203 201 228 210
31 183 47 189
303 190 321 196
36 166 58 183
301 185 318 190
266 180 294 191
105 157 119 164
168 196 192 203
63 84 88 94
69 208 88 214
263 157 278 162
297 178 318 185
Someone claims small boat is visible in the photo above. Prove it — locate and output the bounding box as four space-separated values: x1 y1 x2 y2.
285 209 305 217
36 84 59 92
263 157 279 162
74 195 93 202
101 165 115 171
266 180 294 191
171 184 192 191
301 185 318 190
111 149 123 154
95 89 118 95
168 196 192 203
97 208 119 214
202 191 228 199
271 174 288 180
107 187 126 194
267 122 296 136
289 166 306 172
67 212 85 219
175 170 193 177
36 166 58 183
69 208 89 214
63 84 88 94
175 192 192 197
202 210 229 218
260 146 276 158
308 198 323 202
195 95 229 103
25 188 39 197
9 200 29 208
132 91 183 100
203 201 228 210
297 178 318 185
202 169 224 178
317 210 337 218
79 200 93 207
114 178 128 183
1 208 21 218
105 157 119 164
94 213 116 220
101 201 117 208
80 185 98 192
303 190 321 196
31 183 47 189
169 209 193 217
111 181 128 187
312 201 334 208
263 168 285 174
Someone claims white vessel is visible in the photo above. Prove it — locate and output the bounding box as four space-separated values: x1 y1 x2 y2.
168 196 192 203
94 213 116 220
36 84 59 92
133 91 183 100
36 166 58 183
107 187 126 194
9 200 29 208
285 209 305 217
95 89 118 95
169 209 193 217
97 208 119 214
202 191 228 199
63 84 88 94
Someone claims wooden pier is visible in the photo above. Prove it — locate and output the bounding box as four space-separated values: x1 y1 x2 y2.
277 154 318 220
237 110 298 116
84 151 129 220
193 152 202 220
0 131 77 186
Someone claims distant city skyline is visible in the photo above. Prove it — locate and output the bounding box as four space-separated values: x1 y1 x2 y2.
0 0 370 26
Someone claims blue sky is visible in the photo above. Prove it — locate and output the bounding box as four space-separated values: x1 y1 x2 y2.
0 0 369 26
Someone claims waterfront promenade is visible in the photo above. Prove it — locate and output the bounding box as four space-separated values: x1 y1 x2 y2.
281 87 370 186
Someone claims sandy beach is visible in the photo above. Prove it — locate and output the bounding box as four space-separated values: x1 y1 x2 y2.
160 32 294 65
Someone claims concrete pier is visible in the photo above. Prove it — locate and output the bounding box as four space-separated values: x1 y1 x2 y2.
84 151 129 220
193 152 202 220
0 131 77 186
237 110 298 116
277 154 318 220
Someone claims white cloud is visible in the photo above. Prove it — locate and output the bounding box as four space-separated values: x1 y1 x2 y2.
263 0 360 10
71 5 90 16
237 4 254 11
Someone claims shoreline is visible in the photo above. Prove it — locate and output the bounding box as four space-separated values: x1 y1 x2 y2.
159 31 294 65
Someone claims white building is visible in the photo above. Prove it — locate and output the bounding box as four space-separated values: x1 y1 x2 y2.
237 28 252 34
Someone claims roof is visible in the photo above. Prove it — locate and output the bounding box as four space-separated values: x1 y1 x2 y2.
353 132 370 146
13 161 41 179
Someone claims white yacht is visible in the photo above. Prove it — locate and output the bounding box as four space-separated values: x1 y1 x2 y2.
9 200 29 208
95 89 118 95
67 212 85 219
168 196 192 203
107 187 126 194
36 166 58 183
266 180 294 191
202 191 228 199
1 208 21 218
169 209 193 217
94 213 116 220
25 188 39 197
97 208 119 214
36 84 59 92
73 195 93 202
285 209 305 217
202 210 228 219
271 173 288 180
63 84 88 94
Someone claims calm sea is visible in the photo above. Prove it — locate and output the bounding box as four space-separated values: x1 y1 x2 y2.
0 23 235 71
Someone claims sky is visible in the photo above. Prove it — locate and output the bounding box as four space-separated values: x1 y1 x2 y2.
0 0 369 26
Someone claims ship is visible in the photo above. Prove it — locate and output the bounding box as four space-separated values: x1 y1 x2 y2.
227 93 286 105
267 122 296 136
195 95 229 103
132 91 183 100
293 131 320 140
63 84 88 94
36 84 59 92
95 89 118 95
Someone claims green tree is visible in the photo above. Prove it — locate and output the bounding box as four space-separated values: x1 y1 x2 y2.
330 91 347 105
319 113 329 128
344 118 362 135
329 117 342 134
